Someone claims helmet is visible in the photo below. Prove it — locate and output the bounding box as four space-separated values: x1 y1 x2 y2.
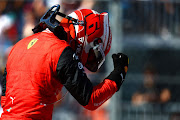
68 9 112 72
33 5 112 72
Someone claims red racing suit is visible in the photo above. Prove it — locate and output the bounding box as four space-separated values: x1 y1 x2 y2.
1 30 119 120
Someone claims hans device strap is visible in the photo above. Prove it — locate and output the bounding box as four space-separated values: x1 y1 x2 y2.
32 4 84 34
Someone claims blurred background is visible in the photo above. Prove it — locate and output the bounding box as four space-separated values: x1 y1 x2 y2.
0 0 180 120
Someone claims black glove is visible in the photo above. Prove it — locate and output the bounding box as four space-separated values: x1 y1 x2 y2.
106 53 129 91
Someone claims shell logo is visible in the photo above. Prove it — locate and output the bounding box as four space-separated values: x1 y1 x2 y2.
27 38 38 49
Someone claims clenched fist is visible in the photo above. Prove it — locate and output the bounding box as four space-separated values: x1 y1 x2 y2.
106 53 129 91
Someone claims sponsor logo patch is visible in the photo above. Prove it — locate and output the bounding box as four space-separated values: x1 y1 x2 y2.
27 38 38 49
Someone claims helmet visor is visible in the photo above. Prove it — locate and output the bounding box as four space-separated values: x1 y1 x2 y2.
85 44 105 72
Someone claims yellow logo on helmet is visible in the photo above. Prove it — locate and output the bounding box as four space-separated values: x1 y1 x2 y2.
27 38 38 49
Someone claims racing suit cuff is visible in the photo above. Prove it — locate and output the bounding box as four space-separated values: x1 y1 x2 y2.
106 70 124 91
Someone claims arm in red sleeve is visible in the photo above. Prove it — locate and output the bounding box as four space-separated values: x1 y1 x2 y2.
84 79 117 110
56 47 120 110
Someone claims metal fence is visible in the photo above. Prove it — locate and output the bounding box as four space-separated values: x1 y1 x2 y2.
109 0 180 120
120 73 180 120
121 102 180 120
121 1 180 37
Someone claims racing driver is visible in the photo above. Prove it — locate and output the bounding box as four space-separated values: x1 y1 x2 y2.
1 4 129 120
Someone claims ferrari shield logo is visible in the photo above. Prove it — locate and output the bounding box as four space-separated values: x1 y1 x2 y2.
27 38 38 49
